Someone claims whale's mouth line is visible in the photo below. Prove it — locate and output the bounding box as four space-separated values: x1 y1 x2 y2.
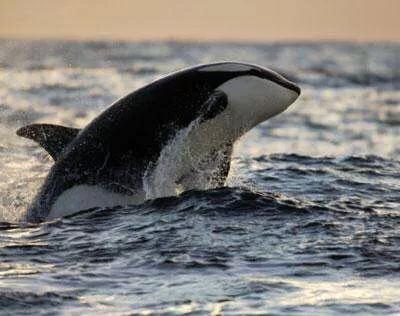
254 68 301 95
270 75 301 95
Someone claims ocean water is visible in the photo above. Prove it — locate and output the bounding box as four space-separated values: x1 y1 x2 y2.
0 40 399 315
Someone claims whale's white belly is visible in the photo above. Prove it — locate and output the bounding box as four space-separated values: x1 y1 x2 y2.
49 185 145 220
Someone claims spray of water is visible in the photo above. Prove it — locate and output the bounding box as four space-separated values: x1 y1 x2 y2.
142 119 232 200
142 120 198 199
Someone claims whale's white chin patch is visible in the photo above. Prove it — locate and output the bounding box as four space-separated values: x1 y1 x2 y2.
217 75 297 125
49 185 145 220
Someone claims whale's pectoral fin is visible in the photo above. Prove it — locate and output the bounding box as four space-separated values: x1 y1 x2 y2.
199 90 228 123
16 124 80 161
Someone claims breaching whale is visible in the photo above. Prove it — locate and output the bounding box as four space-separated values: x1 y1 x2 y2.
17 62 300 222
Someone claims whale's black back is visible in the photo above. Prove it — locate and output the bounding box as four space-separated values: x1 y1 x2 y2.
63 68 237 175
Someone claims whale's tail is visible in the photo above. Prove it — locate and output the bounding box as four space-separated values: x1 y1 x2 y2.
16 124 80 160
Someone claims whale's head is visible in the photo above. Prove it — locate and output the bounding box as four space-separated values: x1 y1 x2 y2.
196 62 300 131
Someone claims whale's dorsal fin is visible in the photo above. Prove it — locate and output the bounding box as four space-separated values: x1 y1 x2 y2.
16 124 80 161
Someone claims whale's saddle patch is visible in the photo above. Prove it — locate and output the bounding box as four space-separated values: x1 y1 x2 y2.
16 124 80 161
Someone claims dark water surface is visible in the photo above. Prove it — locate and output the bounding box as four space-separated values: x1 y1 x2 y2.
0 40 399 314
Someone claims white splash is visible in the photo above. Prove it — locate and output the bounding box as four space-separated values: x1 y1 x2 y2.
142 120 198 199
142 119 230 200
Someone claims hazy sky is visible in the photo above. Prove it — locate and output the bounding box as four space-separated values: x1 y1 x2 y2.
1 0 399 42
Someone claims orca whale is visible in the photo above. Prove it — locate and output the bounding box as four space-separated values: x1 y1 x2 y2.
17 62 300 222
